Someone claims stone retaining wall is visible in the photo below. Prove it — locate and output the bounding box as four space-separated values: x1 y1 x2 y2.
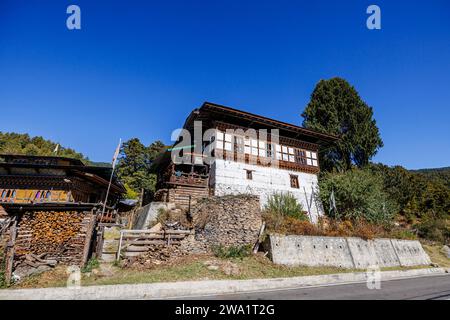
191 194 263 248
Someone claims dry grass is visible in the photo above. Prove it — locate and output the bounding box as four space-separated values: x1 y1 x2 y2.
13 254 359 289
12 250 439 290
423 244 450 268
263 214 420 241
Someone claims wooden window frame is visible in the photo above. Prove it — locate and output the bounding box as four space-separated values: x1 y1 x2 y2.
290 174 299 189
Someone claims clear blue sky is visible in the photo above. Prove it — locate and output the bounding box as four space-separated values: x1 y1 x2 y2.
1 0 449 169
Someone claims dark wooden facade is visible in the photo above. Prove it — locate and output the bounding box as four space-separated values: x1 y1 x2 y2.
0 154 124 207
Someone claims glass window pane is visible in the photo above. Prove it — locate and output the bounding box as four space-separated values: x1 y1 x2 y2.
225 134 233 142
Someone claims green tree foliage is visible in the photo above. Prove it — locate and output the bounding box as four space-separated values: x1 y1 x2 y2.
302 78 383 171
412 167 450 189
369 163 450 222
116 138 166 199
0 132 87 161
319 168 398 224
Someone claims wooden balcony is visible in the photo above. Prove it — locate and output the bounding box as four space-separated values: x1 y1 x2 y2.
168 172 209 187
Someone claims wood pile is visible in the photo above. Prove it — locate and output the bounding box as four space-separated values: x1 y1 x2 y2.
23 253 57 268
14 210 94 266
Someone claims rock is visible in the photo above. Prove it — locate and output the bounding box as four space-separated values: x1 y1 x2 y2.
441 245 450 259
207 265 219 271
99 263 115 277
221 262 240 276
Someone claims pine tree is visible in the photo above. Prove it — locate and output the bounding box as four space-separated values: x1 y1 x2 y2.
302 77 383 171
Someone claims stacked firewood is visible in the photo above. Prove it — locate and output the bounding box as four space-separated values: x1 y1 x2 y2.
16 211 84 256
23 253 57 268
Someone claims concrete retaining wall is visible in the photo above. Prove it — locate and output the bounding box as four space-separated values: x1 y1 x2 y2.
132 202 168 229
265 234 431 269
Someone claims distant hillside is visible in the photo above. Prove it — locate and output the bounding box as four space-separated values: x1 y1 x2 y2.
411 167 450 189
0 132 89 163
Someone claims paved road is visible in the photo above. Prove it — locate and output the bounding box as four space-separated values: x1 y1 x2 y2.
189 274 450 300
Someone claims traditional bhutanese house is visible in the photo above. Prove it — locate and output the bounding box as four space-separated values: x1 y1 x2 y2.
154 102 338 222
0 154 125 283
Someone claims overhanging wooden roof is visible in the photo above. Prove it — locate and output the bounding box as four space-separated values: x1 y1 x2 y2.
183 102 339 146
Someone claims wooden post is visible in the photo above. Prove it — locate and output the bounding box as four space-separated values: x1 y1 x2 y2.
303 187 313 221
253 222 266 254
139 188 144 208
5 219 17 286
94 225 105 259
81 213 97 267
116 231 124 262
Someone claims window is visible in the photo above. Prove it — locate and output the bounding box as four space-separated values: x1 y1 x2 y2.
234 136 244 154
295 149 307 165
290 175 299 188
266 143 275 159
306 151 318 166
216 131 224 150
246 170 253 180
276 144 296 162
215 130 233 151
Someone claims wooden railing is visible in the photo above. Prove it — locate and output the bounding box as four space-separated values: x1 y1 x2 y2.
0 189 72 204
168 172 209 187
116 229 193 260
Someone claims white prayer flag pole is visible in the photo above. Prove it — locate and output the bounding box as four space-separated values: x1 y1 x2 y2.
101 139 122 219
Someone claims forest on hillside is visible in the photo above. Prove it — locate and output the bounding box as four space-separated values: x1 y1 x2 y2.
0 132 87 162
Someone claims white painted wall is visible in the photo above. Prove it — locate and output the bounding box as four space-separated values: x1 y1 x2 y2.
210 159 324 223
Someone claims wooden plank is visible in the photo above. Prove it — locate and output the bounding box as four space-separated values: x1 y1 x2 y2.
124 239 182 246
5 220 17 286
81 213 97 267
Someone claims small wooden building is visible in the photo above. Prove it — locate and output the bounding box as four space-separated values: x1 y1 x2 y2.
0 154 125 284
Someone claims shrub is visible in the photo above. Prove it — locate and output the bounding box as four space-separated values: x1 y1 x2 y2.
319 168 398 224
388 228 417 240
264 192 307 220
212 245 252 259
415 218 450 244
81 258 99 273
